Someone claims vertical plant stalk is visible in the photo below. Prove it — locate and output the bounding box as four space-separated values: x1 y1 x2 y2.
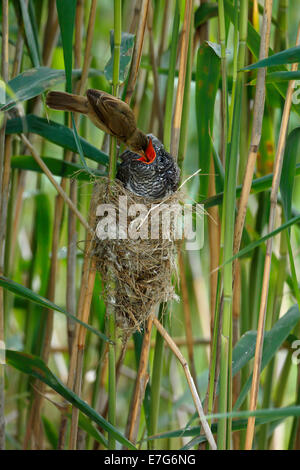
245 24 300 450
233 0 273 277
178 249 199 391
67 0 97 449
218 0 228 165
15 3 62 446
148 304 165 449
258 212 287 449
163 0 180 151
198 0 209 44
9 1 57 277
211 3 228 439
129 0 142 34
98 342 128 429
32 194 64 449
147 3 164 136
66 0 83 356
69 261 96 449
12 29 24 77
188 257 211 363
204 173 222 447
274 350 292 408
66 176 78 356
151 315 217 450
31 0 59 118
228 0 239 142
157 0 170 65
105 0 121 451
218 0 248 450
170 0 193 159
23 159 68 448
9 29 24 271
61 0 109 450
286 237 300 448
178 13 193 168
274 0 288 52
77 0 97 95
208 158 220 329
252 0 259 31
289 370 300 449
58 192 95 449
0 0 9 451
74 0 84 79
125 0 150 104
66 0 96 355
42 0 59 66
107 308 116 450
126 316 153 444
229 0 272 450
27 0 96 448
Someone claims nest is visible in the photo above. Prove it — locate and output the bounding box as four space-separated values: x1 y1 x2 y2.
91 178 184 337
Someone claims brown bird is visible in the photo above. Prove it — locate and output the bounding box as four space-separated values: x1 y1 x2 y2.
46 89 154 160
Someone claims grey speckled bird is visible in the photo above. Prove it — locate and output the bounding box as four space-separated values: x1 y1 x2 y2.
116 135 180 200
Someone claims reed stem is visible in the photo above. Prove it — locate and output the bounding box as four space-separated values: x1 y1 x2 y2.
0 0 9 451
163 0 180 151
106 0 122 449
245 23 300 450
218 0 249 450
171 0 193 159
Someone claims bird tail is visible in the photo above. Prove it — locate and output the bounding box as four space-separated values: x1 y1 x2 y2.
46 91 88 114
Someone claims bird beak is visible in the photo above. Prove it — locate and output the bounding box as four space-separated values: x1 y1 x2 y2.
138 138 156 164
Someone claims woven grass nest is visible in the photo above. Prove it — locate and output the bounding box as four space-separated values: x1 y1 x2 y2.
92 178 184 337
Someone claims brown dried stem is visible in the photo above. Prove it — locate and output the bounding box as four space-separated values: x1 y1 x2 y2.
64 2 104 446
125 0 150 104
42 0 59 66
233 0 273 273
74 0 84 72
170 0 193 159
245 23 300 450
66 0 84 354
147 3 164 136
57 185 98 449
125 315 153 444
69 259 96 449
129 0 142 34
151 314 217 450
157 0 170 65
178 248 199 392
76 0 97 95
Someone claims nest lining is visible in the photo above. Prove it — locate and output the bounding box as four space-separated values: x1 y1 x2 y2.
92 179 184 336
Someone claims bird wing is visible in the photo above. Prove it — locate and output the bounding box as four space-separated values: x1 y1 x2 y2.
86 89 137 141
